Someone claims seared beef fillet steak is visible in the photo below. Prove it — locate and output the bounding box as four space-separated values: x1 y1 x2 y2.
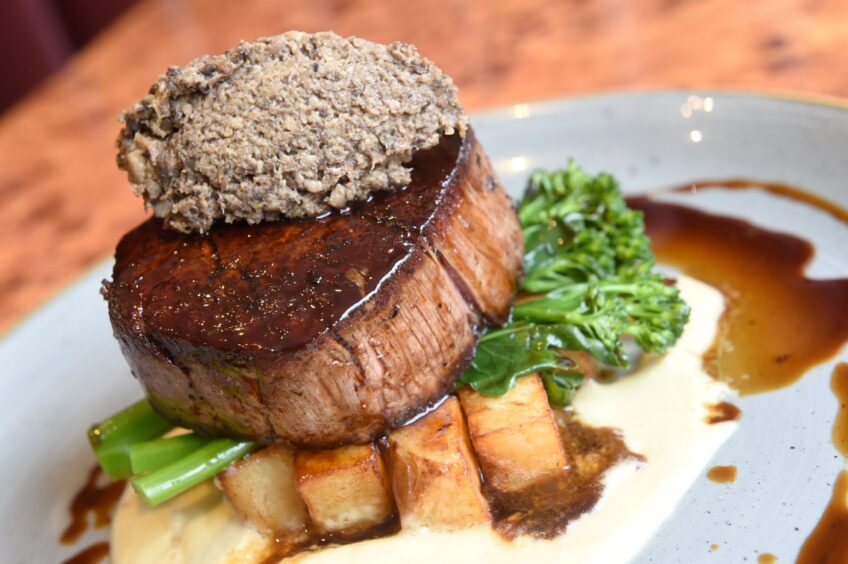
105 130 523 448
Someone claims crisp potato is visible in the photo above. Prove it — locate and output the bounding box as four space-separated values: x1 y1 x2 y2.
294 443 393 535
388 397 490 530
459 374 568 492
217 446 309 538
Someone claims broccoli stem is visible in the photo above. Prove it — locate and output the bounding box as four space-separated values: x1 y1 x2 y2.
129 433 211 475
88 399 174 479
131 439 257 506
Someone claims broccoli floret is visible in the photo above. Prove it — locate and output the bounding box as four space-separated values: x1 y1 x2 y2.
459 161 690 406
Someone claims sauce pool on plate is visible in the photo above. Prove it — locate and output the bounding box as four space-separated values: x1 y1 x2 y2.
61 466 125 544
796 363 848 564
704 401 742 425
629 192 848 395
830 363 848 458
60 466 124 564
633 182 848 563
706 465 737 484
487 412 641 540
797 470 848 564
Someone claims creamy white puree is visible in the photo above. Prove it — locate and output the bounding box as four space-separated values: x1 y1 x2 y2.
112 275 736 564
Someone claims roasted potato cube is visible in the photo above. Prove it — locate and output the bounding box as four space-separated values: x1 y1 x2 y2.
217 446 309 538
294 443 393 535
459 374 568 492
388 397 490 530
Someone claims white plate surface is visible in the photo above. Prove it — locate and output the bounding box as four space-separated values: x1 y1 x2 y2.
3 91 847 563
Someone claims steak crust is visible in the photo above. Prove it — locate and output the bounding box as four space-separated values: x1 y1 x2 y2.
105 130 523 448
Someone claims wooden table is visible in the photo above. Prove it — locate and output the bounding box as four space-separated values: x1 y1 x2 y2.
2 0 847 333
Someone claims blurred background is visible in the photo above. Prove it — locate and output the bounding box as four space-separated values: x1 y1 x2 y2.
6 0 848 116
2 0 847 333
0 0 135 113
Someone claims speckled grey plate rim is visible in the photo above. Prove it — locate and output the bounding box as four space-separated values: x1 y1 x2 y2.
2 90 847 563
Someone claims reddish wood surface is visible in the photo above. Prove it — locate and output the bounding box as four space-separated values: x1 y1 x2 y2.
3 0 848 333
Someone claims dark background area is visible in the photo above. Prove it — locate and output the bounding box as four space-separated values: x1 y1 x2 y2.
4 0 848 335
0 0 136 113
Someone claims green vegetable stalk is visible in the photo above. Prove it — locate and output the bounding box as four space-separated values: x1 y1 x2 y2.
88 399 174 479
132 439 257 506
88 399 257 506
129 433 212 475
460 161 690 405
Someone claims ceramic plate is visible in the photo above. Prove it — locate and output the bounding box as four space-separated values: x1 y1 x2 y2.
3 91 847 563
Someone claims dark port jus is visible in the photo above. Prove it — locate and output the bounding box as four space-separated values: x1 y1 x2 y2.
487 412 640 541
705 401 742 425
630 188 848 395
60 466 125 564
796 362 848 563
706 465 737 484
631 181 848 561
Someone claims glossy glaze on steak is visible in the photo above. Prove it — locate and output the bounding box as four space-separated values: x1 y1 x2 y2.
105 130 523 448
